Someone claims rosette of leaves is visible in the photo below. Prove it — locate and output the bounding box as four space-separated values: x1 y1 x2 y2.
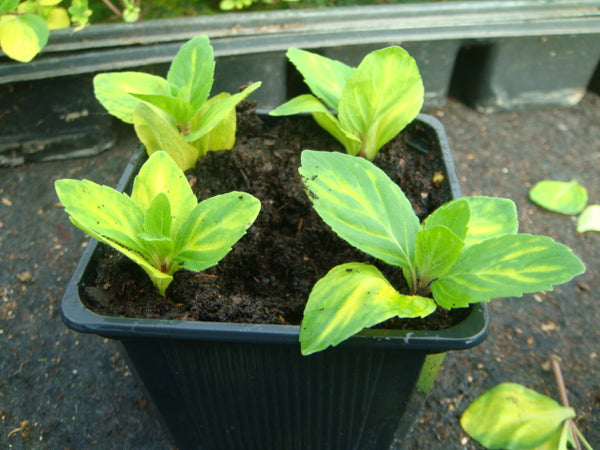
0 0 90 62
270 47 423 160
55 151 261 296
298 150 586 355
93 35 261 171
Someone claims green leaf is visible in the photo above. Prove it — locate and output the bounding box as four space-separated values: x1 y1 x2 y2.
460 383 576 450
461 196 519 246
167 35 215 110
93 72 170 123
45 6 70 30
68 0 92 29
132 103 200 171
0 14 48 62
131 149 197 233
270 94 361 154
286 47 355 110
55 179 145 253
129 93 194 126
0 0 20 14
529 180 588 215
338 46 424 160
415 226 464 283
299 150 420 272
190 93 236 156
184 81 261 143
431 234 586 308
174 191 261 272
142 192 172 240
300 262 436 355
423 198 470 241
577 205 600 233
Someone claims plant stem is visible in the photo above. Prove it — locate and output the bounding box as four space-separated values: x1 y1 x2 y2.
549 355 582 450
102 0 123 18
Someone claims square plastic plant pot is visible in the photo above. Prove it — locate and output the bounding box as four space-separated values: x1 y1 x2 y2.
61 113 489 450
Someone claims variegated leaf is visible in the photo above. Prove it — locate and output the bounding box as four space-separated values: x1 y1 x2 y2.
286 47 355 110
93 72 170 123
132 103 200 171
338 46 424 160
431 234 586 308
299 150 420 272
131 150 197 233
167 35 215 110
461 383 575 450
461 196 518 246
529 180 588 215
300 262 436 355
184 81 261 143
174 191 261 273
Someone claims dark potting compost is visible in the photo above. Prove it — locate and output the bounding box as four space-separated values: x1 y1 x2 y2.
81 104 468 331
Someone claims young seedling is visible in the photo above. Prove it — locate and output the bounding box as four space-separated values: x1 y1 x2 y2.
93 35 261 171
461 355 594 449
270 46 423 160
55 151 261 296
298 150 586 355
0 0 90 62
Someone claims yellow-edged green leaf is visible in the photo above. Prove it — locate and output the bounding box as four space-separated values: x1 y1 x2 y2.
338 46 424 160
423 198 470 240
270 94 361 154
131 150 197 233
461 196 518 246
415 226 464 282
189 93 236 156
132 103 200 171
174 191 261 272
93 72 170 123
167 35 215 110
299 150 420 271
460 383 575 450
529 180 588 215
300 262 436 355
431 234 586 308
0 14 48 62
55 179 145 253
286 47 355 110
129 93 194 126
184 81 261 143
577 204 600 233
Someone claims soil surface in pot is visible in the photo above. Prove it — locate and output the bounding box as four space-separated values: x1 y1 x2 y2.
82 103 468 330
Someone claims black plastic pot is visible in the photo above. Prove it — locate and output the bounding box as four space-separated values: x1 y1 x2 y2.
60 113 489 450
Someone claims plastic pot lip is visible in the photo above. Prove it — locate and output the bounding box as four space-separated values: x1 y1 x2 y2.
60 113 489 353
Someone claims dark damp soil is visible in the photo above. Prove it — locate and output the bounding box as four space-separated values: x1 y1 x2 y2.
80 103 468 331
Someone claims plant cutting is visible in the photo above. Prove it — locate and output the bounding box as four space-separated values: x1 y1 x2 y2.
299 150 586 355
93 34 262 170
461 355 594 450
270 46 424 160
55 150 261 295
0 0 90 62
